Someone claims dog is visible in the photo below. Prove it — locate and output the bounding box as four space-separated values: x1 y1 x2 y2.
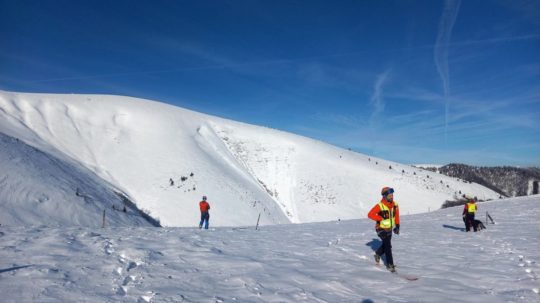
462 217 486 231
473 219 486 231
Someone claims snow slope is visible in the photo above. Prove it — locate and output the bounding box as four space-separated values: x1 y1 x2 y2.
1 196 538 302
0 132 156 227
0 91 501 227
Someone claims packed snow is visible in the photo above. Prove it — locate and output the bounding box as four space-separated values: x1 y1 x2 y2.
1 196 539 302
0 91 502 227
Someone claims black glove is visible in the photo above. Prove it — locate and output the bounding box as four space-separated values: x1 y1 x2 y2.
393 224 400 235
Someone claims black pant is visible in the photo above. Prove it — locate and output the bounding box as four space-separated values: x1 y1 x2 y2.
376 230 394 266
465 213 476 232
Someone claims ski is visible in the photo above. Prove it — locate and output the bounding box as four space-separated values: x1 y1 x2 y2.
394 272 419 281
374 264 419 281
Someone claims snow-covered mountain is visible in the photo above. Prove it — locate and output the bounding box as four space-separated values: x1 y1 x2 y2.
1 196 539 302
0 91 501 227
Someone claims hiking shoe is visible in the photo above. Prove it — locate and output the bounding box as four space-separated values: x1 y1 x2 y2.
386 264 396 272
374 254 381 264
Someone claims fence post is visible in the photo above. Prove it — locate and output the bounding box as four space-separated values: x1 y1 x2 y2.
486 211 495 224
255 213 261 230
102 210 106 228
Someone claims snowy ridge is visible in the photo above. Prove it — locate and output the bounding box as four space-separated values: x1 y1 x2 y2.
1 196 539 302
0 90 501 227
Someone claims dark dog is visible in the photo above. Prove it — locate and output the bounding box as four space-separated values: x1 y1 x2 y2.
473 219 486 231
463 217 486 231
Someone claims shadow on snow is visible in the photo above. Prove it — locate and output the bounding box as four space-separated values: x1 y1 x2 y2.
442 224 465 232
0 265 33 274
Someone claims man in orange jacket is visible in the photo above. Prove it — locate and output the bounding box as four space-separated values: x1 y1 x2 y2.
199 195 211 229
368 186 400 272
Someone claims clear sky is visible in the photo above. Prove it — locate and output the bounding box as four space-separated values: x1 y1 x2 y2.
1 0 539 167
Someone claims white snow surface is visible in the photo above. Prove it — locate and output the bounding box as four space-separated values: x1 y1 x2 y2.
1 196 539 302
0 91 502 227
0 132 154 227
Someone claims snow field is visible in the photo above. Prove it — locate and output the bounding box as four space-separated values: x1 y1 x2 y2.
1 196 538 302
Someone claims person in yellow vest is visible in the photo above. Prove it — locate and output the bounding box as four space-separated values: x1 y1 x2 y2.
368 186 400 272
462 195 477 232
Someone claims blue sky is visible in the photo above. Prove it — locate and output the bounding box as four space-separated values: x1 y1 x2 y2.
1 0 539 166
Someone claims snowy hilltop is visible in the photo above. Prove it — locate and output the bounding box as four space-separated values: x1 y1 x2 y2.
1 196 539 302
0 90 502 227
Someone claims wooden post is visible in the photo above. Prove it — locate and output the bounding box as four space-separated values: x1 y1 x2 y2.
255 213 261 230
102 210 106 228
486 212 495 224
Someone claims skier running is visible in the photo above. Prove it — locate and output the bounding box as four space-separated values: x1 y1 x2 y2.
199 195 211 229
368 186 400 272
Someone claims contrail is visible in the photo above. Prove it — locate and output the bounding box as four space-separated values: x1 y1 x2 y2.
370 70 391 123
434 0 461 145
369 69 391 155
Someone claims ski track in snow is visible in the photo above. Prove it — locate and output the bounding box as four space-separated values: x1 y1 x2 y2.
1 197 539 302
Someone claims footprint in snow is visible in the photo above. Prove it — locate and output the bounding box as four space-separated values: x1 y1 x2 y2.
139 291 156 303
211 247 223 254
114 253 143 297
116 285 127 296
122 275 136 286
127 261 138 271
516 255 538 290
104 241 115 255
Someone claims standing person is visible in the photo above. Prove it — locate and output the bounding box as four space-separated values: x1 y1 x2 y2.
368 186 400 272
199 195 211 229
462 195 477 232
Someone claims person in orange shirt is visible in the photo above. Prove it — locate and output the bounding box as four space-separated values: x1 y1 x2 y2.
199 195 211 229
368 186 400 272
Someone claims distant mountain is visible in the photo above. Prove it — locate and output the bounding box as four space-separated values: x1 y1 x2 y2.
420 163 540 197
0 91 502 227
